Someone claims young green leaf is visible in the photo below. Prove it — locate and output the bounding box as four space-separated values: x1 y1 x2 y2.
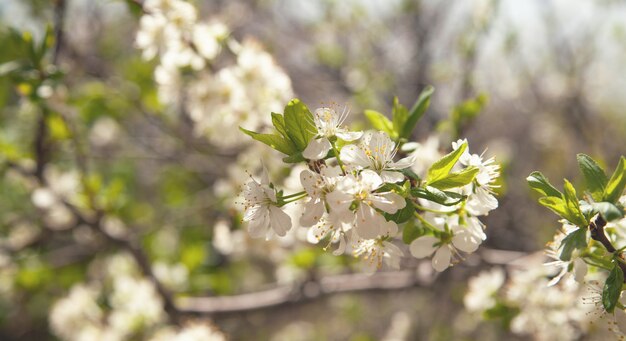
239 127 296 155
527 171 562 198
558 227 587 261
391 97 408 139
427 166 478 190
401 86 434 139
562 179 588 228
282 153 305 164
271 112 288 138
576 154 608 201
364 110 395 137
602 263 624 313
604 156 626 203
412 186 466 206
402 220 424 244
426 141 467 184
283 99 315 151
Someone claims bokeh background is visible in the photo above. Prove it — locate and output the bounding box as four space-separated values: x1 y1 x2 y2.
1 0 626 340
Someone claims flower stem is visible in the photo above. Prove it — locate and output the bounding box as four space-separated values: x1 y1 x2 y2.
330 141 346 175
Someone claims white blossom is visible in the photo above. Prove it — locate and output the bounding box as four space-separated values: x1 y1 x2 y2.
302 107 362 160
341 131 415 183
242 169 292 238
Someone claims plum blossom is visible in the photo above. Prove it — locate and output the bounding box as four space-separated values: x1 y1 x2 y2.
327 170 405 239
303 107 362 160
242 169 292 238
353 238 403 271
409 214 484 272
341 131 415 183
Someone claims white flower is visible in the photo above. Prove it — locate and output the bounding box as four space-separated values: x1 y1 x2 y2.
341 131 415 183
302 107 362 160
242 169 292 238
464 267 505 312
409 214 484 272
326 170 405 239
353 238 403 271
192 22 228 61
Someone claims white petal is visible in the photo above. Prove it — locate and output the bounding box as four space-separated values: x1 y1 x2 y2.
370 192 406 214
354 204 382 239
332 235 347 256
303 138 331 160
300 199 325 227
300 169 321 198
359 170 383 190
269 206 292 237
248 209 270 238
336 130 363 141
326 189 353 214
409 236 438 258
452 230 481 253
432 246 451 272
340 145 371 168
380 219 398 237
243 205 263 222
390 154 417 170
380 170 405 183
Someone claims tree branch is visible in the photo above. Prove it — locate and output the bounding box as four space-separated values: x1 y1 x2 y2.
589 213 626 280
177 269 434 316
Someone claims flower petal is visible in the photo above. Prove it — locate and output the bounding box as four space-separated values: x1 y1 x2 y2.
380 170 405 183
269 206 292 237
409 236 438 258
300 169 321 198
340 144 371 169
354 204 382 239
303 138 331 160
336 130 363 141
432 246 451 272
452 230 481 253
370 192 405 214
248 208 270 238
300 199 325 227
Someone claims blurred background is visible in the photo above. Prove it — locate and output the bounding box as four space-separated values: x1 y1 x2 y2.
1 0 626 340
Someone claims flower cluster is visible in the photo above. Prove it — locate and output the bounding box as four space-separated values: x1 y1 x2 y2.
466 154 626 340
135 0 293 147
49 253 225 341
240 94 500 272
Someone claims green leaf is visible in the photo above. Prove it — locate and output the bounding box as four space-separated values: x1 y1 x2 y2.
411 186 466 206
558 227 587 261
282 153 306 164
364 110 395 137
577 154 608 201
391 97 408 139
602 263 624 313
538 196 568 218
402 220 423 244
592 202 624 222
384 198 414 224
604 156 626 203
283 99 315 151
426 141 467 183
400 168 421 181
527 171 562 198
271 112 288 138
401 86 434 139
240 127 296 155
428 166 478 190
562 180 588 227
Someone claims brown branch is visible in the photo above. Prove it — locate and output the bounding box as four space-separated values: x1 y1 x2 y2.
589 213 626 280
177 269 434 316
